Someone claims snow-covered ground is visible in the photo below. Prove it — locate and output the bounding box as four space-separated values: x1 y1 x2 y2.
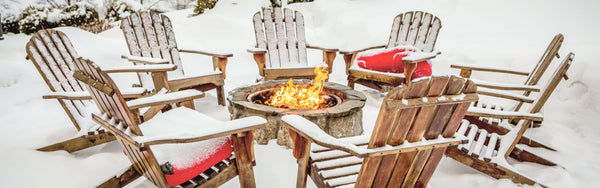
1 0 599 187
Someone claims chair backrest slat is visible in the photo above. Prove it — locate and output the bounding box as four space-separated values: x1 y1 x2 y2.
152 13 173 69
387 11 441 53
525 34 564 87
253 8 309 68
356 76 477 187
404 11 423 47
294 10 308 65
274 8 289 65
284 8 299 64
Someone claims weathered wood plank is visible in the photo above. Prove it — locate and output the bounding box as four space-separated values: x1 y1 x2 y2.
295 10 308 65
406 77 445 142
387 79 429 145
36 132 116 153
253 12 267 49
387 14 403 48
414 147 446 187
160 14 185 77
423 17 441 52
401 149 432 188
262 8 280 68
442 79 477 137
284 8 299 64
140 11 161 58
387 151 417 187
151 12 173 71
397 12 413 47
414 12 433 50
273 8 290 66
404 11 422 46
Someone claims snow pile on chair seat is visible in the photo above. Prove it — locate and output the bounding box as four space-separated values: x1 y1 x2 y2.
137 107 233 186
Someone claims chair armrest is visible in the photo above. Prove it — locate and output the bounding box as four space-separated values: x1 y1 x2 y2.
466 107 544 122
247 48 267 76
451 63 531 76
126 89 205 110
103 64 177 73
43 89 149 100
306 44 339 52
133 116 267 147
339 45 386 55
402 51 441 63
43 91 92 100
477 88 535 103
247 48 267 54
179 48 233 58
121 55 170 64
471 79 541 92
282 115 467 158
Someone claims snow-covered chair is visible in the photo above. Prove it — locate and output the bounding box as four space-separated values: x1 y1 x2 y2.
282 75 477 188
446 53 573 186
248 7 338 81
72 58 267 188
451 33 564 126
121 11 231 106
341 11 441 91
454 35 569 165
25 29 172 153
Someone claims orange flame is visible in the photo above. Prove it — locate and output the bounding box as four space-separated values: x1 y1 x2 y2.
265 67 329 109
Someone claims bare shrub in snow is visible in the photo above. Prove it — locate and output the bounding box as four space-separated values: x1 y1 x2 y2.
105 0 141 22
18 5 59 34
60 2 99 27
1 14 20 34
194 0 218 15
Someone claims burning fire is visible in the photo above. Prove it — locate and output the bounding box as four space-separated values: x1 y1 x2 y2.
265 67 329 109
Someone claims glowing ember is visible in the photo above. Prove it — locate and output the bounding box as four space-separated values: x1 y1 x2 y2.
265 67 329 109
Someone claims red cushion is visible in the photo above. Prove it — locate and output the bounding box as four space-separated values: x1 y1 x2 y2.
356 47 432 79
164 137 233 186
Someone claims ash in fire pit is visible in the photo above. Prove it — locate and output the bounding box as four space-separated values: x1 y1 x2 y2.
228 80 366 147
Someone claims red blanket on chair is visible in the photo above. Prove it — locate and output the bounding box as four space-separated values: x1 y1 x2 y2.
356 47 432 79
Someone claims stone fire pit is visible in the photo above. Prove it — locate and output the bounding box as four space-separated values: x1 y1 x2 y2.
227 80 366 147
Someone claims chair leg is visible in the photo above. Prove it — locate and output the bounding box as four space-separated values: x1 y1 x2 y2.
232 132 257 188
446 147 545 187
510 147 557 166
217 85 225 106
37 132 116 153
347 77 355 89
98 165 141 188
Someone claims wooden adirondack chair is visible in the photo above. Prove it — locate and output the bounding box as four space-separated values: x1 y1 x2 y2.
248 7 338 81
121 11 231 106
341 11 441 91
453 35 568 164
25 29 175 153
72 58 267 188
446 53 574 187
452 33 564 124
282 75 478 188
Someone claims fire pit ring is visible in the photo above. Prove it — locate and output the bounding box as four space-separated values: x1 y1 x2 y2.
228 80 366 147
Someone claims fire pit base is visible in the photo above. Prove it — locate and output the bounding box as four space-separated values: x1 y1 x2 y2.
227 80 366 147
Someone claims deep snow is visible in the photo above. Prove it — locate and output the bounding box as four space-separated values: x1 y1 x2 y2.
0 0 599 187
